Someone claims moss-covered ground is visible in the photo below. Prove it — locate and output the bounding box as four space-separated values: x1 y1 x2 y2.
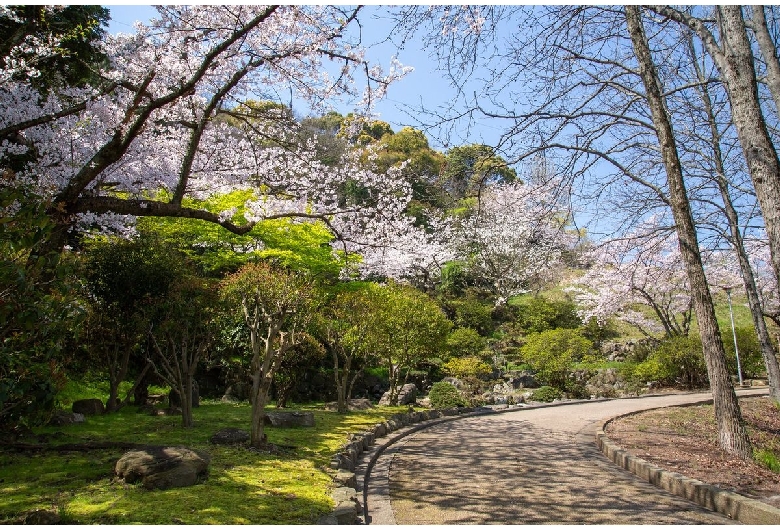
0 400 411 524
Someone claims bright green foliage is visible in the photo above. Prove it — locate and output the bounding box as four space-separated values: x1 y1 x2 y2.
0 400 416 524
512 295 581 334
138 190 350 278
220 262 315 446
520 328 595 390
625 335 708 389
446 327 488 360
531 386 563 402
427 381 466 409
442 356 492 380
365 282 452 405
312 284 384 413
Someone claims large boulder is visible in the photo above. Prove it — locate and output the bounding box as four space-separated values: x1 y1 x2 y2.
324 398 374 411
378 383 418 406
49 411 86 426
115 446 210 490
264 411 315 428
72 398 105 416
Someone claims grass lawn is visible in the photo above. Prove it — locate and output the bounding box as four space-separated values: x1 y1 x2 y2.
0 400 411 524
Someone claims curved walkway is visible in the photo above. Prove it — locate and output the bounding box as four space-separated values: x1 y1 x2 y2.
361 389 767 525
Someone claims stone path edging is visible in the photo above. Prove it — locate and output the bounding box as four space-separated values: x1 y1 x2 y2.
596 398 780 525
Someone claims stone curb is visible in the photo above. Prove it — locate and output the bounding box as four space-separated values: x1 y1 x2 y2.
323 390 768 524
596 399 780 525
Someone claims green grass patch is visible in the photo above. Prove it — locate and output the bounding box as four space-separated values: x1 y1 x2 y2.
754 449 780 473
0 399 412 524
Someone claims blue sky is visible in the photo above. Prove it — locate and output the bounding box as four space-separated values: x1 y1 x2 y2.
103 5 500 151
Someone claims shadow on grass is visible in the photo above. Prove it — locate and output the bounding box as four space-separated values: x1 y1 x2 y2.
1 400 409 524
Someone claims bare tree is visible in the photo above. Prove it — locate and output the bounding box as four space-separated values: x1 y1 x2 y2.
647 6 780 299
391 4 756 457
680 30 780 402
625 5 751 459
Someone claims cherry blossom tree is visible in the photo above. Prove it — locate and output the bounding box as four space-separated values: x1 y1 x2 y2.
569 220 693 339
0 6 416 271
453 178 576 304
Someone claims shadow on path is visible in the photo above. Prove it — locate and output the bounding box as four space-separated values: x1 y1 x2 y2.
388 415 731 524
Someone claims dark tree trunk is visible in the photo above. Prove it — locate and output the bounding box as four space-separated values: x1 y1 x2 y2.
626 5 752 459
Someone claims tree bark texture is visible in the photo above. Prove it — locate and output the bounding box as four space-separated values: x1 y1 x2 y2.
626 5 752 459
750 6 780 120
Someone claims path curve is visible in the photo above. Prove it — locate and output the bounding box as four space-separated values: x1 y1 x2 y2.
361 389 767 525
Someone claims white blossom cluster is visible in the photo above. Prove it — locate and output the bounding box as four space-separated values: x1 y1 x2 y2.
1 5 435 280
452 180 575 302
567 220 693 336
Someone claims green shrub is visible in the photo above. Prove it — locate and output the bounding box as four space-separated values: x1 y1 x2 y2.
512 296 581 334
721 326 766 379
428 381 466 408
449 295 495 334
446 327 488 360
628 335 707 388
520 328 596 389
442 356 493 380
531 386 562 402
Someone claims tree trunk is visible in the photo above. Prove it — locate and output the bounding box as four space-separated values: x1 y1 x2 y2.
715 7 780 294
689 32 780 403
626 6 752 459
750 6 780 118
648 5 780 299
332 346 348 414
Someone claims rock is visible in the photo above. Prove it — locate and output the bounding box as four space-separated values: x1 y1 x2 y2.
209 428 250 445
442 376 464 390
72 398 104 416
49 411 86 426
115 446 210 490
316 515 339 525
23 509 60 525
331 487 361 524
333 470 357 489
378 383 418 406
221 383 250 402
263 411 315 428
324 398 374 411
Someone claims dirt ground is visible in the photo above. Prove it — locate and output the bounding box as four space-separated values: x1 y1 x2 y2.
605 395 780 508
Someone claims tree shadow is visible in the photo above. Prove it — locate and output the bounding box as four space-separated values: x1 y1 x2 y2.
386 415 732 524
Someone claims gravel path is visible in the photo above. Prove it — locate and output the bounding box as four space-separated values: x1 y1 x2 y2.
363 389 767 525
